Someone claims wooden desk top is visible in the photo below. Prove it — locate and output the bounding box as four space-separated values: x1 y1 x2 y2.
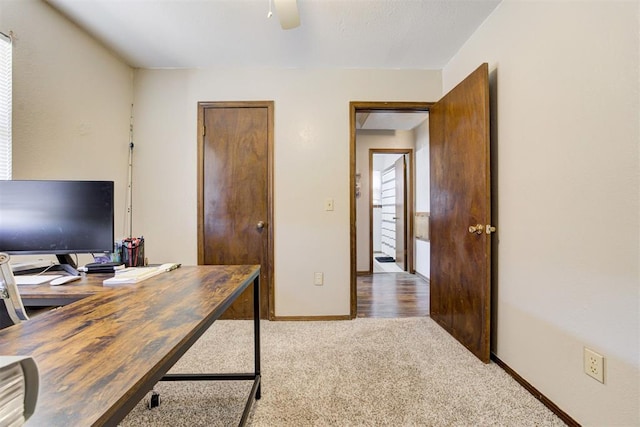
0 265 260 426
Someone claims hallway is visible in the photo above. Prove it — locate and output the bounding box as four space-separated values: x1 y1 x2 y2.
357 272 429 318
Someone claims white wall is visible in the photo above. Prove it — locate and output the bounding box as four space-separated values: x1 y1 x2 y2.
132 68 441 316
0 0 133 265
356 131 414 271
414 117 429 278
443 1 639 425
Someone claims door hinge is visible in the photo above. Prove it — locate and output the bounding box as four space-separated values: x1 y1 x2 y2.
202 125 206 137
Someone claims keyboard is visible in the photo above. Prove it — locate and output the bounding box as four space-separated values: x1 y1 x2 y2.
15 275 63 285
102 264 180 285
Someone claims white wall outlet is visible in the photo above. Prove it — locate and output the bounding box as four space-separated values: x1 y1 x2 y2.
325 198 334 211
314 272 324 286
584 347 605 383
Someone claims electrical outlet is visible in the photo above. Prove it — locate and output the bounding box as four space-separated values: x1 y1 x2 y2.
325 198 334 211
314 272 323 286
584 347 604 383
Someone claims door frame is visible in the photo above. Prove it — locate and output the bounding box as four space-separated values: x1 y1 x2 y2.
197 100 275 320
350 101 432 318
368 149 414 273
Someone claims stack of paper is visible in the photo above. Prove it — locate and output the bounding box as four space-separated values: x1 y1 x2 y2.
0 362 26 426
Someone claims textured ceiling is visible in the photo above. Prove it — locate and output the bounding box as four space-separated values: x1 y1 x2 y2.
46 0 501 69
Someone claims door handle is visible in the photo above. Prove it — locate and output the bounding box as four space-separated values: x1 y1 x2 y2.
468 224 496 235
468 224 484 235
257 221 265 229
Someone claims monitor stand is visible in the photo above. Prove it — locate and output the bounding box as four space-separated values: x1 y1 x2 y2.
11 255 81 276
54 255 80 276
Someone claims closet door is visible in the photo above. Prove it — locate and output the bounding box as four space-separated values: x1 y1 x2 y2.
198 101 274 319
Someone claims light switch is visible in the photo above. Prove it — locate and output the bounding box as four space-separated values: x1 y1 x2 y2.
325 198 334 211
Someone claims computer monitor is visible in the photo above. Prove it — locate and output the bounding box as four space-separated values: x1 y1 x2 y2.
0 180 114 275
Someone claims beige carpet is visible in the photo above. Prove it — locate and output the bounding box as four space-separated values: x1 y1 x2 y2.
120 317 566 426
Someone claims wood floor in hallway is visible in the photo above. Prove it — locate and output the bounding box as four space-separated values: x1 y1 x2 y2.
357 272 429 318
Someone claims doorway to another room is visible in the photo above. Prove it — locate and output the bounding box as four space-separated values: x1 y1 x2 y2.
351 103 431 319
371 151 410 273
351 65 493 362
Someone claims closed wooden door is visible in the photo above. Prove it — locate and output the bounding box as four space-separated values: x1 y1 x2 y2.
197 102 273 319
430 64 492 362
394 156 407 271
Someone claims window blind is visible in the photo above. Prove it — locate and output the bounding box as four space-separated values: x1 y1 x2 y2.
0 33 11 180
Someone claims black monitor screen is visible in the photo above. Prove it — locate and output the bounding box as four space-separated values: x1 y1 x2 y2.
0 180 114 255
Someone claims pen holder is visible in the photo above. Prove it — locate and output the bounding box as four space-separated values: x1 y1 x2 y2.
121 237 145 267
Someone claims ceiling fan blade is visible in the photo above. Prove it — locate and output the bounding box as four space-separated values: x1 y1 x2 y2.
274 0 300 30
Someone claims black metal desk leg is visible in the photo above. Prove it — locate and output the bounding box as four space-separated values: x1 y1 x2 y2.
253 274 261 399
159 270 262 427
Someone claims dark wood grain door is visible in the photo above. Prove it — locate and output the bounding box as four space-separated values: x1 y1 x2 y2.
394 155 407 271
198 102 273 319
430 64 492 362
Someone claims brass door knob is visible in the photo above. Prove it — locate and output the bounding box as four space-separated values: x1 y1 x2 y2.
468 224 484 235
257 221 265 229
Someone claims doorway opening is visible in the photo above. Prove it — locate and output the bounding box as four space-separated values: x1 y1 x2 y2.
370 150 411 274
351 65 492 361
350 102 432 319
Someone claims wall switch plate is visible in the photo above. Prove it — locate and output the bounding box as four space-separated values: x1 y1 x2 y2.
325 198 334 211
584 347 605 383
314 272 323 286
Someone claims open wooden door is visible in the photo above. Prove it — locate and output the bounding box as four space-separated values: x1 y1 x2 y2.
394 156 407 271
429 64 492 362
